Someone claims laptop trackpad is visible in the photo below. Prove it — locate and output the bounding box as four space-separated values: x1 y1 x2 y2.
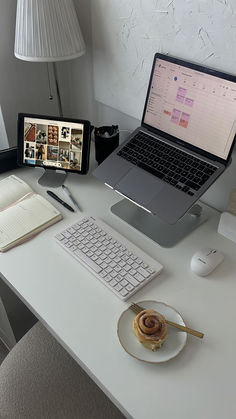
115 167 164 205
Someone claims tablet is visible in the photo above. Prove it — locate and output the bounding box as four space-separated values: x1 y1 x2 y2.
17 113 91 186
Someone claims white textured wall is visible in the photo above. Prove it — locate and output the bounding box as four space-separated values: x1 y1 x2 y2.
92 0 236 120
58 0 95 122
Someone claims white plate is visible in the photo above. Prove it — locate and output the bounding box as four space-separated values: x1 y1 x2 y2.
117 301 187 363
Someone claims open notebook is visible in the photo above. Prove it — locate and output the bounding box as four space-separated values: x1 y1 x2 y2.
0 175 62 252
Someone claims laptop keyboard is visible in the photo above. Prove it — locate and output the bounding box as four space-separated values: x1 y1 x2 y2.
117 132 217 196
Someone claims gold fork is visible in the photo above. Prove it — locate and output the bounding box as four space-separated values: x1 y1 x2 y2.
130 302 204 339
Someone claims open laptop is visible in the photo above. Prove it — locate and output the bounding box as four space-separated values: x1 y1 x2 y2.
93 53 236 224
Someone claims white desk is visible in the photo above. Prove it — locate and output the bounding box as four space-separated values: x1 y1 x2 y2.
1 152 236 419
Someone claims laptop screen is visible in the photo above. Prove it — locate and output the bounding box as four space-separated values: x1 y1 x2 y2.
143 56 236 161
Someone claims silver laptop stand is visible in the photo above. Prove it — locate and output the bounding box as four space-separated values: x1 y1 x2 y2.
111 199 207 247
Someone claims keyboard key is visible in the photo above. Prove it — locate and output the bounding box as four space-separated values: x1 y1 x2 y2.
137 267 150 278
55 233 64 241
186 180 200 190
121 279 128 287
74 249 102 273
110 279 117 287
125 274 139 287
138 162 165 179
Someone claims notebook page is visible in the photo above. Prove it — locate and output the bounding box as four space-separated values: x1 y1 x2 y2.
0 175 33 210
0 194 61 249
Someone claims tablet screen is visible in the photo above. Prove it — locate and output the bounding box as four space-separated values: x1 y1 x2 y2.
18 114 91 174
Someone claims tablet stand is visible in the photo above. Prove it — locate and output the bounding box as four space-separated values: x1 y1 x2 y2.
111 199 207 247
38 169 67 188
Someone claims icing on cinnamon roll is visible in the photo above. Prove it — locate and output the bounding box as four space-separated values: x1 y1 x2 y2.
133 309 168 351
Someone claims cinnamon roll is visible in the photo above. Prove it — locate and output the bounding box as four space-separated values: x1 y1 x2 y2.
133 309 167 351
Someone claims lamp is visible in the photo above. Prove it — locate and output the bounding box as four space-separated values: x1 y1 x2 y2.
14 0 86 116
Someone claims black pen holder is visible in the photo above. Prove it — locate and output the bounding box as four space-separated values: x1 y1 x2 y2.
94 125 119 165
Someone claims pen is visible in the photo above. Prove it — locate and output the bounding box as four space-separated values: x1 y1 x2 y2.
46 190 74 212
62 184 81 211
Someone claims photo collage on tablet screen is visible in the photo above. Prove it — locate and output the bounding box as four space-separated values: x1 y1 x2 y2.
23 118 84 171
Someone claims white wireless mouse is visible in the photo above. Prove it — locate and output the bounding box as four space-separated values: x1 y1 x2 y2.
190 248 224 277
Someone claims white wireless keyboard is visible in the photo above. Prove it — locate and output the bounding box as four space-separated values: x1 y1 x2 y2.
55 216 163 300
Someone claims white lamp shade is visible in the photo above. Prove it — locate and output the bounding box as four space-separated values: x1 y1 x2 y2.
14 0 86 62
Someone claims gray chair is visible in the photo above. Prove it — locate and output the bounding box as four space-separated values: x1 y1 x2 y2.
0 322 125 419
